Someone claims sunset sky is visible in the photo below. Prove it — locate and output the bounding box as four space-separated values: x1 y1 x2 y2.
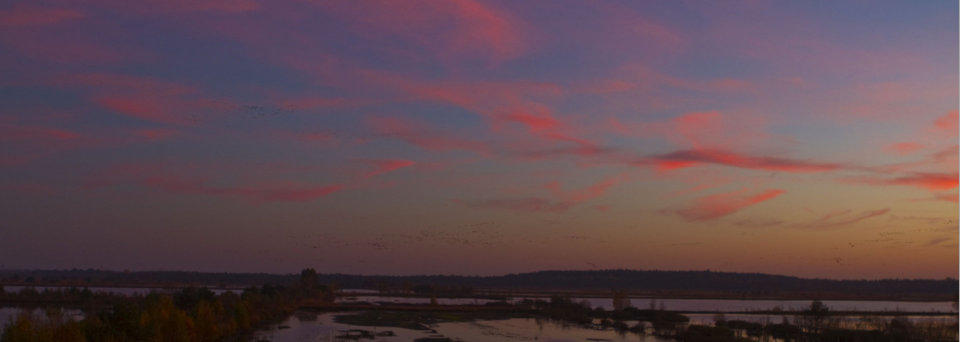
1 1 957 279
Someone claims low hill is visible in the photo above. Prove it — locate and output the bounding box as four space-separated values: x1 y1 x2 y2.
0 269 955 300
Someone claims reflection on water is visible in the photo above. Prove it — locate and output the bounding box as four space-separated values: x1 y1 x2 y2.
684 313 957 326
337 296 958 313
337 296 500 306
254 311 958 342
432 319 669 342
340 289 381 295
3 286 954 313
254 311 671 342
561 298 958 313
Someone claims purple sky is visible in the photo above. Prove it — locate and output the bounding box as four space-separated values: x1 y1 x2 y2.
0 1 957 278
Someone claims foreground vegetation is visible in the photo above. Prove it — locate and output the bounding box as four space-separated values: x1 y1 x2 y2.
327 298 957 342
2 271 956 341
1 269 332 342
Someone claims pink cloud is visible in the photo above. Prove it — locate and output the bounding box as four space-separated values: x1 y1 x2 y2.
58 73 230 125
666 111 769 150
546 173 630 204
675 188 786 221
0 3 86 26
0 124 81 142
0 123 91 166
318 0 527 63
933 110 958 135
875 144 958 175
645 149 842 173
887 173 958 190
0 31 134 63
501 110 560 132
384 77 564 130
673 111 723 148
810 209 853 224
666 179 735 199
0 4 84 26
94 96 223 125
794 208 891 229
363 74 599 152
207 19 598 158
933 193 958 203
516 132 613 160
848 173 959 191
361 159 416 178
453 166 629 215
884 142 924 155
931 145 959 163
655 160 697 172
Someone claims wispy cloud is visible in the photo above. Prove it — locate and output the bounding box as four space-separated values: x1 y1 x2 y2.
0 4 84 26
641 149 842 173
360 159 415 178
673 188 785 221
793 208 891 229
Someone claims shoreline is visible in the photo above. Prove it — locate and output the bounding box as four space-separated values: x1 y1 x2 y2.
301 303 959 317
1 283 957 302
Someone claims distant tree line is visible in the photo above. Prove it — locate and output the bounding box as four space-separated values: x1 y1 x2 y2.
0 269 290 288
1 269 956 300
300 270 959 300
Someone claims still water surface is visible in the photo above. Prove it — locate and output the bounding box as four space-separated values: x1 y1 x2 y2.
253 311 670 342
253 311 958 342
3 286 954 313
337 296 958 313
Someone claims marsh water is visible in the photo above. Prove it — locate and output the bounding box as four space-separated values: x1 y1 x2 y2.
336 296 958 313
252 310 958 342
253 311 671 342
3 286 954 313
2 286 957 338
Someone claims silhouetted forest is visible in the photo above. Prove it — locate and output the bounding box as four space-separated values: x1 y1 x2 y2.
1 269 956 300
